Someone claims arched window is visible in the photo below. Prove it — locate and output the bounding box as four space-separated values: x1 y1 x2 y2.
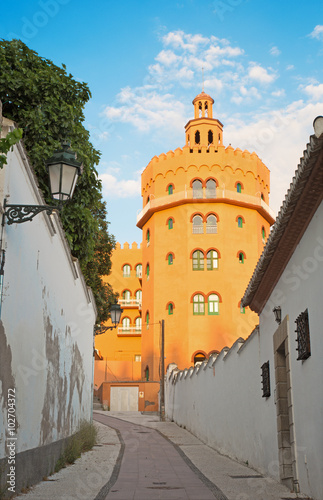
122 289 131 304
122 317 130 331
146 229 150 246
206 214 217 234
135 264 142 278
168 303 174 315
192 215 203 234
262 227 266 243
146 311 149 329
135 317 142 331
237 217 243 228
238 252 245 264
208 130 213 145
168 218 174 229
261 193 264 200
192 250 204 271
195 130 200 144
168 184 174 195
192 179 203 199
193 294 205 315
194 352 206 365
123 264 131 277
205 102 208 117
206 179 216 198
145 365 149 381
207 250 218 270
135 289 142 304
168 253 174 265
236 182 242 193
146 263 150 279
208 294 219 315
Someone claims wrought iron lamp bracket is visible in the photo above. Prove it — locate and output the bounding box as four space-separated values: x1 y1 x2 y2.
94 325 117 335
2 200 61 225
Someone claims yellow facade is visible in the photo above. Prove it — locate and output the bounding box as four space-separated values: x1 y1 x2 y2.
95 91 275 397
94 242 142 387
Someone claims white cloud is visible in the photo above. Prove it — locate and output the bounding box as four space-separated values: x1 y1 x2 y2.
103 88 186 132
286 64 294 71
155 50 181 67
225 101 323 215
271 89 285 97
303 83 323 100
162 31 208 53
248 64 277 84
100 171 141 199
269 46 281 56
309 25 323 40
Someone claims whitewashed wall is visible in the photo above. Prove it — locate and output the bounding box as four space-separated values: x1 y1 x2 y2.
165 202 323 500
0 120 97 492
259 200 323 500
166 331 280 479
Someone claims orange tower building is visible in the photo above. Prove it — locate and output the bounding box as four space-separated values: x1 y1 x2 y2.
94 242 142 388
137 92 275 381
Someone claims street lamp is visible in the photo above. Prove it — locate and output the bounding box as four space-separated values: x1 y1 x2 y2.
2 141 83 225
94 303 123 335
273 306 282 325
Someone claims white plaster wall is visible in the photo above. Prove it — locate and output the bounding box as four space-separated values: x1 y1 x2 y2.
0 138 96 459
259 200 323 500
165 201 323 499
166 331 280 480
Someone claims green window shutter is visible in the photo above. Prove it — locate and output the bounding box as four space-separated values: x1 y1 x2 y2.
208 294 219 315
207 250 218 270
192 251 204 270
193 294 205 315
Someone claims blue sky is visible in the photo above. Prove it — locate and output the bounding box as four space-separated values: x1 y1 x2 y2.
1 0 323 244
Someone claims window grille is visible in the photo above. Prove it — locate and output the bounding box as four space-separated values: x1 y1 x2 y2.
261 361 270 398
192 215 203 234
192 180 203 199
295 309 311 360
206 179 216 198
206 215 217 234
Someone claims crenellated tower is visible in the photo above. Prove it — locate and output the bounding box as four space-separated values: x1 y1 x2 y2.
137 91 275 383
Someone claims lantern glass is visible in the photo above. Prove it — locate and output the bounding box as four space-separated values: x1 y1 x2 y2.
48 162 79 202
110 303 123 326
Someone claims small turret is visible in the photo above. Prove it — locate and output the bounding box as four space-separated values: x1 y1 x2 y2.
185 91 223 148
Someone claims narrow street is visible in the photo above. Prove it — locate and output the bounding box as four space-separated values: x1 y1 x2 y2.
19 411 310 500
93 413 224 500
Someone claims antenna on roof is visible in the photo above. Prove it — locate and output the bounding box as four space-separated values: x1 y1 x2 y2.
202 66 204 92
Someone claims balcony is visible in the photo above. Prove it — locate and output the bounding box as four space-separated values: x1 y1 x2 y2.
117 327 142 336
136 187 276 227
118 299 142 309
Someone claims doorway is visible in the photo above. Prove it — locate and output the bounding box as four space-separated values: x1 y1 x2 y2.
273 316 298 492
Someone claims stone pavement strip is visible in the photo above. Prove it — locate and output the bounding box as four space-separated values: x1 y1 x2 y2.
94 413 221 500
19 411 310 500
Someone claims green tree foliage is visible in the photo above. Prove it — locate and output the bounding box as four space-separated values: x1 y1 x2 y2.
0 127 23 168
0 39 117 322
